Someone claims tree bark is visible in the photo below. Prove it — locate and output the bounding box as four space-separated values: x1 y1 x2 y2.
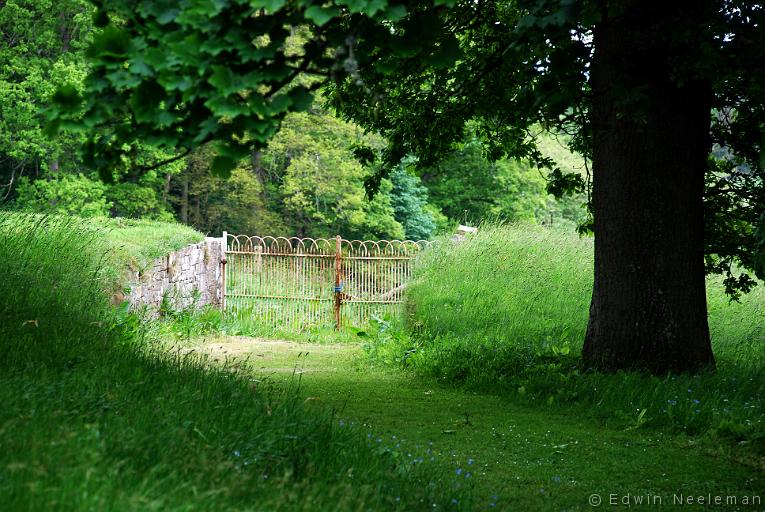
181 175 189 224
583 4 715 373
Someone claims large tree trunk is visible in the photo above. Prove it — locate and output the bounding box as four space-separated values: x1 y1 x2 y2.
582 4 715 373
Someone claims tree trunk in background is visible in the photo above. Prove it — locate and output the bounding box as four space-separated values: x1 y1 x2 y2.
250 149 270 208
251 150 265 186
163 172 172 206
181 175 189 224
582 4 715 373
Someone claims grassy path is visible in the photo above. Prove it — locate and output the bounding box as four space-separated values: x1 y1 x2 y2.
189 336 763 511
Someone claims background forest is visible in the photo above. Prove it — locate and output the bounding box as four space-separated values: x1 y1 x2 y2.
1 0 586 240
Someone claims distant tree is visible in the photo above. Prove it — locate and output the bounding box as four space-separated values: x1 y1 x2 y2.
0 0 93 197
419 137 574 226
388 164 438 240
165 146 285 235
106 180 174 220
15 173 110 217
271 111 403 239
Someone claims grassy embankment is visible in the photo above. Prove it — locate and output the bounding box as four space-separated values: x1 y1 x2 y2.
0 212 471 511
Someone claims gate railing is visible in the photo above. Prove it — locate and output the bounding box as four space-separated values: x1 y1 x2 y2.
222 233 430 329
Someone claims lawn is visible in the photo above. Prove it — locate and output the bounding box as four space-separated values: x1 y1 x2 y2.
178 335 764 511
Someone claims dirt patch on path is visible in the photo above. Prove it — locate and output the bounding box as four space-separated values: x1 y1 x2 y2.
187 336 360 373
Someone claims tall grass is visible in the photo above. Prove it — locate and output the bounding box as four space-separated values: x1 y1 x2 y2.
0 212 472 510
103 216 204 273
368 224 765 444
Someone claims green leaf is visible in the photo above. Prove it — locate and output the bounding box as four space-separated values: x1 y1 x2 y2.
51 84 82 113
341 0 386 16
87 26 132 60
362 0 387 16
268 94 291 113
210 155 237 178
384 4 407 21
208 66 238 95
288 87 314 111
204 96 249 118
93 9 110 27
129 56 153 77
156 7 180 24
250 0 287 11
43 118 61 137
426 34 461 68
128 81 165 123
304 5 340 26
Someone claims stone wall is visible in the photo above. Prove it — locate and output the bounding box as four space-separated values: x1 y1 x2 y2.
127 237 224 315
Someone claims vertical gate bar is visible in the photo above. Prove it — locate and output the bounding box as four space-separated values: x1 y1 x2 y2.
291 241 297 329
221 231 227 312
292 241 303 326
334 235 342 330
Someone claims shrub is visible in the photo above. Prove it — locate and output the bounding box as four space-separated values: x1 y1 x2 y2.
106 182 175 220
14 174 111 217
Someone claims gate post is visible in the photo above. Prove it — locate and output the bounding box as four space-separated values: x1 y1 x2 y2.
221 231 227 312
334 234 342 329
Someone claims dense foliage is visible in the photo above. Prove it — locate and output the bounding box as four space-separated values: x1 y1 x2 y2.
2 0 583 239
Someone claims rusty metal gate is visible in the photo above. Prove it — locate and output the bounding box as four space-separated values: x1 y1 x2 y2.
222 233 430 329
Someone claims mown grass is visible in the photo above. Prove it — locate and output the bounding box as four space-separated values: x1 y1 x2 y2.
0 212 473 510
179 336 764 511
365 224 765 446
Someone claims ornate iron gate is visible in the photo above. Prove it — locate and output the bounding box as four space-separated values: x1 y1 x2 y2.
222 233 430 329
